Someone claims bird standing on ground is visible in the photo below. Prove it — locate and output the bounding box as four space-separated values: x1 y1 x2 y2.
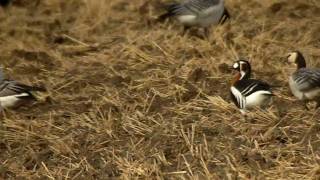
230 60 273 114
158 0 230 37
0 68 45 110
286 51 320 109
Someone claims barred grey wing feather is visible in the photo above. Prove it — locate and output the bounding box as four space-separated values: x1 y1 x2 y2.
185 0 221 6
183 0 221 14
0 81 29 97
0 80 45 97
293 69 320 91
166 3 194 16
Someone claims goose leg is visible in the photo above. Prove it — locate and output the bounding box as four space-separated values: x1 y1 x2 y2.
182 26 190 36
304 101 310 110
316 100 320 109
204 27 211 39
0 107 4 119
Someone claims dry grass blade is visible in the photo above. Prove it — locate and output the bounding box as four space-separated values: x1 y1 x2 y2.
0 0 320 179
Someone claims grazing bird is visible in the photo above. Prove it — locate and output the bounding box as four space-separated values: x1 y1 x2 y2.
230 60 273 114
157 0 230 37
287 51 320 109
0 68 45 110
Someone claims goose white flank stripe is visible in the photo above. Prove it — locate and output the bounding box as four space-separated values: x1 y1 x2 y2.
0 68 45 109
230 86 246 109
158 0 230 36
229 60 273 114
0 93 29 108
287 51 320 108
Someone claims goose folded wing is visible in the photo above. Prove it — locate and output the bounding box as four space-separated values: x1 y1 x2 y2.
185 0 220 11
293 69 320 92
0 80 37 97
171 0 220 15
234 79 272 97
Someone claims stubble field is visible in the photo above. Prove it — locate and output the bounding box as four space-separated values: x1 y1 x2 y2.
0 0 320 179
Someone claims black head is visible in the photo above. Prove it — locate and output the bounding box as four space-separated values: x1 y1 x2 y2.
287 51 306 69
231 60 251 80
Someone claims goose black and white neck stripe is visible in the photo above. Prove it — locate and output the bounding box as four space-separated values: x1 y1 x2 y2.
287 51 320 108
230 60 273 114
158 0 230 35
0 69 45 110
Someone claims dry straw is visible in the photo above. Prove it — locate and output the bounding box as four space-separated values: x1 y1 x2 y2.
0 0 320 179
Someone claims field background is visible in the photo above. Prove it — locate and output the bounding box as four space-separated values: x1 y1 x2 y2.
0 0 320 179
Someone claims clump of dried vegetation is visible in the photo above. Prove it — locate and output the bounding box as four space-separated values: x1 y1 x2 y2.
0 0 320 179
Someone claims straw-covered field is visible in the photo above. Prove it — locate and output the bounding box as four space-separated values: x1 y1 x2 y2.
0 0 320 179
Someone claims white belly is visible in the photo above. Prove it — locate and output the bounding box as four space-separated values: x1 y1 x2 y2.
0 93 29 108
177 15 197 26
245 91 273 109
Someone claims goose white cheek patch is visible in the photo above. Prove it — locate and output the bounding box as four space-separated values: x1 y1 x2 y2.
288 53 298 63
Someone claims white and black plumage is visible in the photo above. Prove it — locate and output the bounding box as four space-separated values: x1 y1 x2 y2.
0 69 45 110
287 51 320 108
230 60 273 114
158 0 230 35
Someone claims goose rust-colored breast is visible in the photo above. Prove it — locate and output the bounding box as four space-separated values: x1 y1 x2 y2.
231 72 241 86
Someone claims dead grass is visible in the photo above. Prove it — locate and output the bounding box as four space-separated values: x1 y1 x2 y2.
0 0 320 179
